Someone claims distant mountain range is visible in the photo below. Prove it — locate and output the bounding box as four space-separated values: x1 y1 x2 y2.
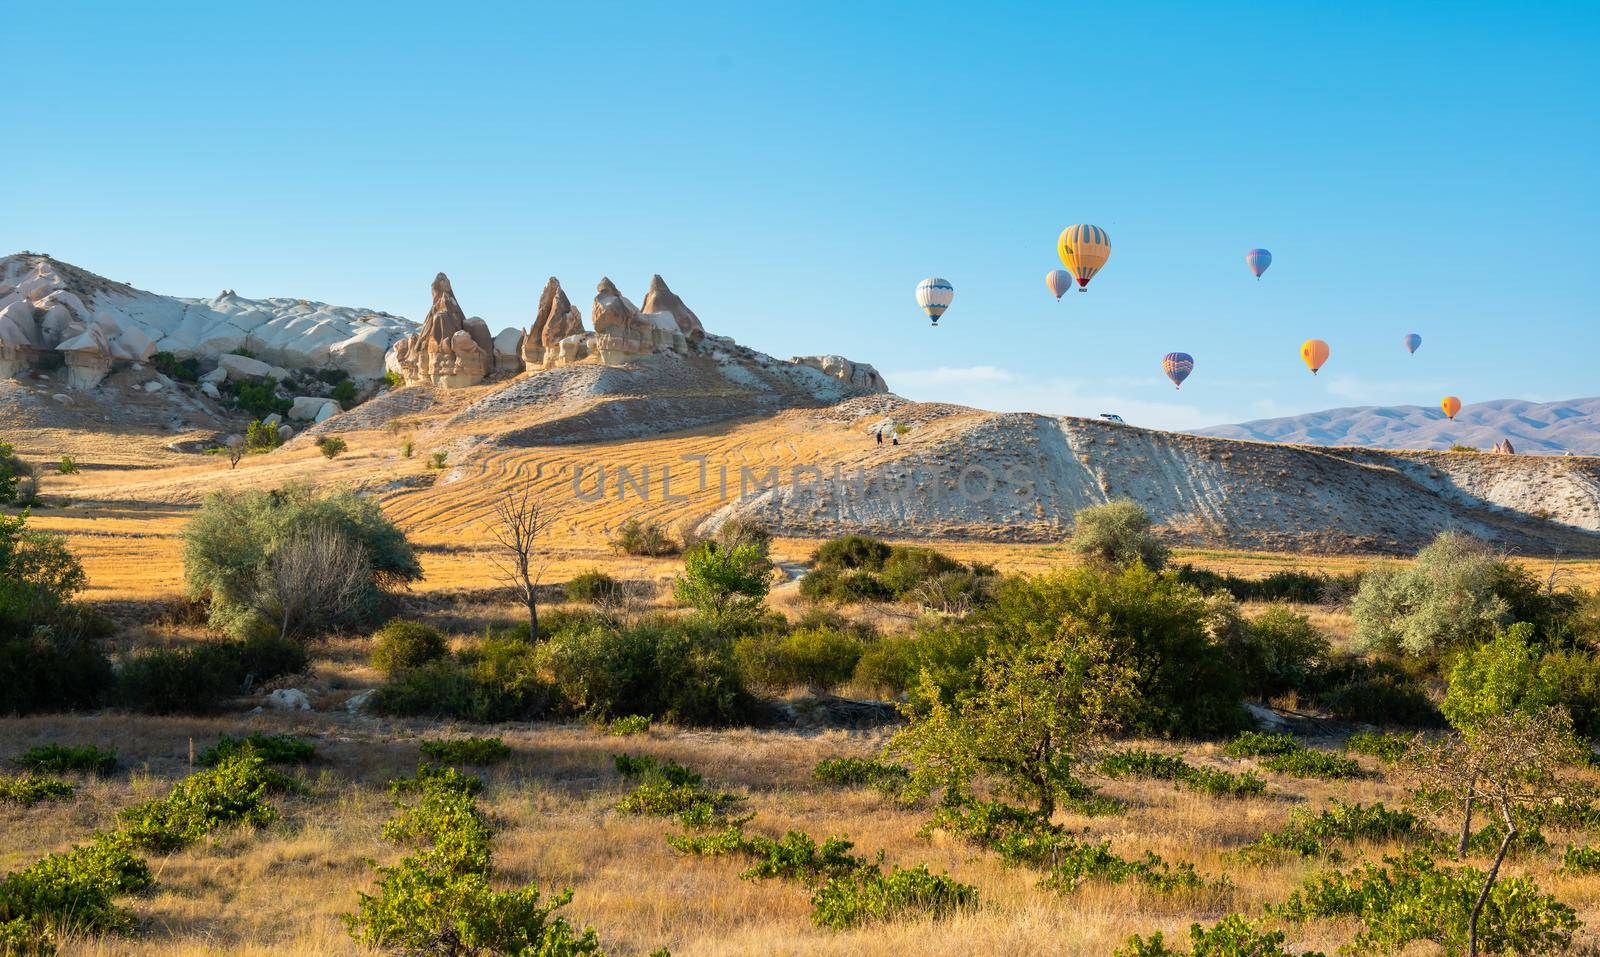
1194 397 1600 454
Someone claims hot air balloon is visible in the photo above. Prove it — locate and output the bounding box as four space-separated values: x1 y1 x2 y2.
916 277 954 326
1300 339 1330 375
1057 224 1111 291
1045 269 1073 301
1441 396 1462 420
1246 248 1272 279
1161 352 1194 389
1404 333 1422 354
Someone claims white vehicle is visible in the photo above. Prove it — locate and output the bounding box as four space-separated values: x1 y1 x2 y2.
1100 413 1125 424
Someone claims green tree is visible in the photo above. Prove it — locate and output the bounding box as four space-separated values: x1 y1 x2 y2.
0 511 87 632
673 542 772 636
888 617 1138 817
1068 500 1169 571
1442 624 1557 732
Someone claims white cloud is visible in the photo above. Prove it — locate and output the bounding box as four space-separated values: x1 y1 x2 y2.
1322 375 1448 405
883 365 1224 431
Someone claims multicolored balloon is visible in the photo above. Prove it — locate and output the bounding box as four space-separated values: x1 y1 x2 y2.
1057 224 1111 291
1045 269 1073 300
1246 248 1272 279
916 277 954 326
1441 396 1462 420
1161 352 1194 389
1300 339 1330 375
1404 333 1422 354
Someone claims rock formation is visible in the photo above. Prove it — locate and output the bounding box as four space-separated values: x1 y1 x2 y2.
520 278 586 369
391 273 494 388
590 277 687 364
0 260 156 388
1493 439 1517 455
492 327 524 374
640 275 704 345
790 355 888 393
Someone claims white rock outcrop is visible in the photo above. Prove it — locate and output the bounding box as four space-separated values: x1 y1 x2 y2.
790 355 888 393
289 396 339 422
219 353 273 380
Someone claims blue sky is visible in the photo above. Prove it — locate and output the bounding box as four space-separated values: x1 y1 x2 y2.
11 1 1597 429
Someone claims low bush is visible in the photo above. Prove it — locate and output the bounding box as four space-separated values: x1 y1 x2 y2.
1223 731 1302 758
0 775 75 806
227 377 292 419
197 733 315 767
426 451 448 470
564 569 620 604
850 620 989 702
734 627 868 691
543 618 752 726
1275 850 1577 955
150 351 201 383
1344 731 1411 763
1242 800 1433 861
1538 648 1600 740
237 631 309 683
810 864 977 930
1068 499 1169 570
372 636 554 724
1260 750 1365 780
0 832 153 948
315 435 347 458
605 715 650 735
609 518 678 557
419 737 512 766
1314 657 1441 725
370 619 448 675
1561 845 1600 874
56 456 78 476
117 751 291 853
13 744 117 775
812 757 911 798
1097 748 1267 798
244 419 282 452
0 630 115 715
811 535 892 571
331 380 357 408
798 567 894 604
614 753 744 828
1232 606 1333 700
1115 914 1324 957
115 642 245 714
669 824 868 885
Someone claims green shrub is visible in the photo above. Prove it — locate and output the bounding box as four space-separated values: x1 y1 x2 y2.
183 484 421 641
419 737 512 766
1260 749 1365 780
227 377 292 419
1232 606 1332 699
1242 800 1433 861
564 569 620 604
330 380 357 408
616 778 744 828
1223 731 1302 758
1068 500 1169 570
0 776 74 806
809 864 977 930
1538 648 1600 740
977 565 1248 738
877 546 962 596
13 744 116 775
0 512 88 637
1096 748 1267 798
543 618 751 726
389 764 484 797
1560 845 1600 873
315 435 347 458
237 631 309 683
1351 531 1563 662
0 441 32 507
614 754 701 787
670 824 869 885
372 637 553 724
1314 657 1441 726
0 630 114 716
812 535 892 571
1115 914 1324 957
0 832 152 946
150 351 200 382
399 435 414 458
851 620 989 701
674 541 772 635
1442 623 1556 731
609 518 678 556
371 619 448 675
115 642 244 713
605 715 650 735
55 456 77 476
798 567 895 604
197 733 315 767
117 752 289 853
244 419 281 452
426 451 447 470
734 627 866 691
384 371 403 389
1344 731 1411 763
1275 850 1578 955
813 757 911 798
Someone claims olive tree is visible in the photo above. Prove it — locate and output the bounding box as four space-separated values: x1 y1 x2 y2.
1068 499 1168 571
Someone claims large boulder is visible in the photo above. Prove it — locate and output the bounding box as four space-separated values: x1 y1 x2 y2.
640 274 704 345
392 273 493 388
289 396 339 422
219 353 273 380
492 327 524 375
521 278 586 369
327 324 394 379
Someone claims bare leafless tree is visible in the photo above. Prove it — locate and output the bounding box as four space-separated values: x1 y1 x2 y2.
255 524 371 642
1406 708 1592 957
486 486 556 640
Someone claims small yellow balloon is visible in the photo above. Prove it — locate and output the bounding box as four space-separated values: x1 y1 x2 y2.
1441 396 1462 420
1300 339 1330 374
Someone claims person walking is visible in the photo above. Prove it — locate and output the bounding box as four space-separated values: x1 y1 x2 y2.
875 430 883 445
891 433 899 446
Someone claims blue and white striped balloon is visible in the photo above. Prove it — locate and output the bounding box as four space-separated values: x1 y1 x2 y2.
916 277 955 325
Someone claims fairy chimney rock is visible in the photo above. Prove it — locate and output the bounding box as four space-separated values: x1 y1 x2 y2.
641 275 704 345
521 278 587 368
392 272 493 388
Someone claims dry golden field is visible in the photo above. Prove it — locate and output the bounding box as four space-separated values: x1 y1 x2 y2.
9 410 1600 955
